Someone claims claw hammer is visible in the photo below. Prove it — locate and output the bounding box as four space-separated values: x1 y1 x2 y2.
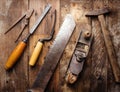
86 7 120 83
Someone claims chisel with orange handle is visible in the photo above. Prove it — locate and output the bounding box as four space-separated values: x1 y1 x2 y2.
29 9 56 66
4 4 51 70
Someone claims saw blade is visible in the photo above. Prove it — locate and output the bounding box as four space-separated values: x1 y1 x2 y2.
29 14 76 92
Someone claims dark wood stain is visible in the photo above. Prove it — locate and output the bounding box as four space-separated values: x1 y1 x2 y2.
0 0 120 92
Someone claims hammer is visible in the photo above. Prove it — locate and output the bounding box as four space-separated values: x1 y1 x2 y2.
86 8 120 83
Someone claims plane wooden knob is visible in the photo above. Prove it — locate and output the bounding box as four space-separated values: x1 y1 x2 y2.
84 31 91 40
5 41 27 70
29 41 43 66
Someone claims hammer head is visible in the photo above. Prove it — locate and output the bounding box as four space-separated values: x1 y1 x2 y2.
85 7 110 17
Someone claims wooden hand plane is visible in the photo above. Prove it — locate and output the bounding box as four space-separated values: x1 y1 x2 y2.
66 30 93 84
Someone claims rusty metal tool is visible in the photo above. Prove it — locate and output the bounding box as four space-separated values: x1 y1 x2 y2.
29 10 56 66
65 30 93 84
4 4 51 70
86 7 120 83
4 9 34 42
27 14 76 92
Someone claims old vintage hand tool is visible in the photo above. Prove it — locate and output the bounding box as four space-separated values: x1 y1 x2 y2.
86 7 120 83
28 14 76 92
66 30 93 84
29 10 56 66
4 9 34 42
4 4 51 70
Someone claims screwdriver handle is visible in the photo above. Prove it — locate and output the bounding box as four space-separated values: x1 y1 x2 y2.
5 41 27 70
29 41 43 66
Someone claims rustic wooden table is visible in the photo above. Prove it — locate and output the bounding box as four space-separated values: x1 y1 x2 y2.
0 0 120 92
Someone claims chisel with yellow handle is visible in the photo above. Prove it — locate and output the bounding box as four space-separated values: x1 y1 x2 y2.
4 4 51 70
29 10 56 66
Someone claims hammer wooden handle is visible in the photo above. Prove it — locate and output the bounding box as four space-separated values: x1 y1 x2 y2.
98 15 120 82
5 41 27 70
29 41 43 66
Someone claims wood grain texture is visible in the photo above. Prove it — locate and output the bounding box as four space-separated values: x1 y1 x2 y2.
60 0 93 92
28 0 49 87
29 0 60 92
0 0 120 92
107 0 120 92
0 0 29 92
90 1 108 92
45 1 60 91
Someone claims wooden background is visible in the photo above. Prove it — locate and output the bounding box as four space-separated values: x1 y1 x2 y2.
0 0 120 92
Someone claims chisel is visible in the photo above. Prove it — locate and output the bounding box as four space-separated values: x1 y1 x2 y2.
29 10 56 66
4 4 51 70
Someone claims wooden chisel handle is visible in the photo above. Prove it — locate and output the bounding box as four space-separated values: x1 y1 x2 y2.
5 41 27 70
29 41 43 66
98 15 120 82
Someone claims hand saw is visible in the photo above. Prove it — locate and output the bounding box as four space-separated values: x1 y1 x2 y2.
28 14 76 92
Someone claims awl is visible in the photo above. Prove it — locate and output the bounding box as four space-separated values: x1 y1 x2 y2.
4 4 51 70
28 14 76 92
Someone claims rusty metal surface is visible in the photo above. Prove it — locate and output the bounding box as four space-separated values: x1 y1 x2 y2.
29 14 76 92
4 9 34 42
85 7 110 16
70 30 93 74
39 10 56 42
30 4 51 34
0 0 120 91
66 30 93 84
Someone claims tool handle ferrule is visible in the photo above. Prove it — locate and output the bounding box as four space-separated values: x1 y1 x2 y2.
23 33 31 43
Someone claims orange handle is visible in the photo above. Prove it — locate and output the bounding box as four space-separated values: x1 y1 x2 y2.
5 41 27 70
29 41 43 66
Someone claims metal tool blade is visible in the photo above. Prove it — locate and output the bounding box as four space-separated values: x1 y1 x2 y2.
26 9 34 19
4 14 26 34
30 14 76 92
69 30 93 75
30 4 51 34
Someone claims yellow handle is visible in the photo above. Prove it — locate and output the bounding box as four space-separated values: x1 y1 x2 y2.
5 41 27 70
29 41 43 66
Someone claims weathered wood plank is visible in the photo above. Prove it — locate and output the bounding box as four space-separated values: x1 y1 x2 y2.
29 0 60 92
60 0 93 92
90 0 108 92
0 0 29 92
45 0 60 92
0 0 120 92
107 0 120 92
29 0 49 87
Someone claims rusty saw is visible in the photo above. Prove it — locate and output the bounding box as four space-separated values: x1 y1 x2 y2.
28 14 76 92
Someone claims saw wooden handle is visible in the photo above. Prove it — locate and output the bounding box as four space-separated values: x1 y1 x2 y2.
5 41 27 70
98 15 120 83
29 41 43 66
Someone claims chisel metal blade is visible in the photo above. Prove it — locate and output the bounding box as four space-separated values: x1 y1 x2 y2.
28 14 76 92
30 4 51 34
